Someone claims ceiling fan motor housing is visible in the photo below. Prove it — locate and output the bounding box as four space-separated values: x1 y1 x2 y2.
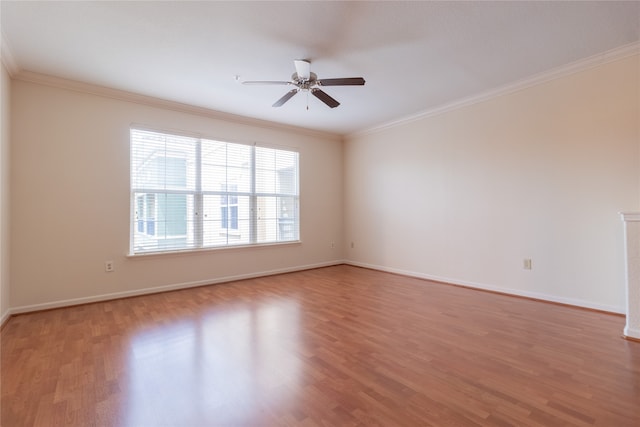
292 72 318 89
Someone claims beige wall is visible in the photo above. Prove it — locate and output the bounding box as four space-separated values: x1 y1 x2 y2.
0 62 10 322
7 54 639 315
10 80 344 310
344 54 640 312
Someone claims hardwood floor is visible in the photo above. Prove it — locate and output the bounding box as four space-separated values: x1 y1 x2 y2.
2 265 639 426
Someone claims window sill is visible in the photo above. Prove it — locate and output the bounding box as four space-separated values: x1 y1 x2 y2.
127 240 302 259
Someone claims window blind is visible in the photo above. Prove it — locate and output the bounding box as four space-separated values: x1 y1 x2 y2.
130 128 299 254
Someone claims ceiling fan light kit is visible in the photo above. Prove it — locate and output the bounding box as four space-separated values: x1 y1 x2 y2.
243 59 365 109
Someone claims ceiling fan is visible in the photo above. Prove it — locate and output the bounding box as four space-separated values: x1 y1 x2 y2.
242 59 365 109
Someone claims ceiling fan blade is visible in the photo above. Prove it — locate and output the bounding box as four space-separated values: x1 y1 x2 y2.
318 77 366 86
294 59 311 81
242 80 291 85
272 89 299 107
311 88 340 108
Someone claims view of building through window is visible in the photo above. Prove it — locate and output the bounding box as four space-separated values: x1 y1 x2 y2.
130 129 299 254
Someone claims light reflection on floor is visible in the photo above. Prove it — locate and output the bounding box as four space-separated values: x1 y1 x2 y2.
124 299 301 426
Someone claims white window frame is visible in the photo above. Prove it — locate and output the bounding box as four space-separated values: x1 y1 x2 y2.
130 128 300 255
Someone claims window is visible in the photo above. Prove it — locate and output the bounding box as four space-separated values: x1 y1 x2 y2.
130 128 299 254
220 184 238 230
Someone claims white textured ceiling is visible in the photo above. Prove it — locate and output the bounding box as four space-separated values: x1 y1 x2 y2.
2 1 639 135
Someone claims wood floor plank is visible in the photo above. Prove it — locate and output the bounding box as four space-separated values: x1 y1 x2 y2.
2 265 639 426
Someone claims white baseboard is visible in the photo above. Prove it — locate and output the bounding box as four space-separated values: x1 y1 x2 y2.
624 326 640 340
0 308 12 328
5 259 625 320
9 260 345 316
346 260 625 315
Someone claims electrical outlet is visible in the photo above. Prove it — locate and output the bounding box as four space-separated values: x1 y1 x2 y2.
331 241 335 248
523 259 532 270
350 242 355 249
105 261 114 272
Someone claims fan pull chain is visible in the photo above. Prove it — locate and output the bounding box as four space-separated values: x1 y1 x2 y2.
306 91 309 111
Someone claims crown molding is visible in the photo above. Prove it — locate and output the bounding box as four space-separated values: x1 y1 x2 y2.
0 32 19 76
12 70 342 141
350 41 640 139
8 40 639 140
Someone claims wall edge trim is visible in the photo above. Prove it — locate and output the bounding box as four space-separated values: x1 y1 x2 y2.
345 260 625 315
624 326 640 340
349 41 640 138
8 260 345 316
12 70 341 141
0 308 12 329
